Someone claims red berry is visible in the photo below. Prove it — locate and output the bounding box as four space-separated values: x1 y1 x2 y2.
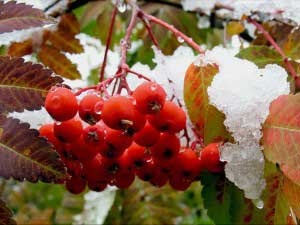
150 133 180 161
149 166 168 187
114 170 135 189
200 143 224 173
82 124 105 146
54 118 83 142
133 121 160 147
135 160 156 181
79 94 103 124
148 101 186 133
82 154 109 182
39 123 64 153
65 176 86 194
99 127 132 158
87 179 108 192
126 142 149 170
102 95 145 133
70 136 99 161
64 159 84 177
169 173 191 191
174 148 201 182
133 82 166 114
45 87 78 121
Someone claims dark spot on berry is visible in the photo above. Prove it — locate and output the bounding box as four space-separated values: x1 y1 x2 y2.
134 160 144 168
84 113 97 125
143 173 153 181
163 149 173 158
87 131 99 142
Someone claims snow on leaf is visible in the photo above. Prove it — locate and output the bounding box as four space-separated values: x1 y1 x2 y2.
183 63 232 144
0 1 55 34
0 115 66 183
263 93 300 182
0 199 16 225
0 56 63 114
204 46 290 200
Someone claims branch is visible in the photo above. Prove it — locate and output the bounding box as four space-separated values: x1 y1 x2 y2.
138 10 205 54
99 5 118 82
247 17 298 80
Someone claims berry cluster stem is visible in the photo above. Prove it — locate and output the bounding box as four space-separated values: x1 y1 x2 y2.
247 17 298 80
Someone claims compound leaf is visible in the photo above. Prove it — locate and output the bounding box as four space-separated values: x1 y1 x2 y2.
0 1 54 34
0 56 63 114
0 115 66 183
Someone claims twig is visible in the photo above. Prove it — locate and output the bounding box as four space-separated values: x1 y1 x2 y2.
100 5 118 82
138 10 204 54
140 16 159 48
247 17 298 80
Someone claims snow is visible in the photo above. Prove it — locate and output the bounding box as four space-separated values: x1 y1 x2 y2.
181 0 300 24
73 187 117 225
198 46 290 200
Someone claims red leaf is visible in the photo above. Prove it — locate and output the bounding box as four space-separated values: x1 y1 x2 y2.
0 116 66 183
0 199 16 225
0 56 63 114
0 1 54 34
263 94 300 176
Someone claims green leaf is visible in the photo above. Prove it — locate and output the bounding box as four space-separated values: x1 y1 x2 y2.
0 56 63 114
0 116 66 183
201 173 232 224
0 199 16 225
201 172 264 225
184 63 232 144
262 94 300 182
236 46 282 68
0 1 54 34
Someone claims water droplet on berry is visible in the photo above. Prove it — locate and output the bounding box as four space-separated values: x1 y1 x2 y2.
55 121 62 125
94 102 103 115
177 36 184 43
150 83 157 91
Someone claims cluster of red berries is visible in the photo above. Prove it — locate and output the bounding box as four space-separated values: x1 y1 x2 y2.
40 81 223 194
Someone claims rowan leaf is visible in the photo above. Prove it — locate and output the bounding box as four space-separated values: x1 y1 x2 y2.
38 45 81 80
283 176 300 220
7 40 33 57
184 63 232 144
0 199 16 225
0 56 63 114
0 1 54 34
58 13 80 36
236 46 282 68
0 115 66 183
48 13 83 54
262 94 300 179
47 30 83 54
